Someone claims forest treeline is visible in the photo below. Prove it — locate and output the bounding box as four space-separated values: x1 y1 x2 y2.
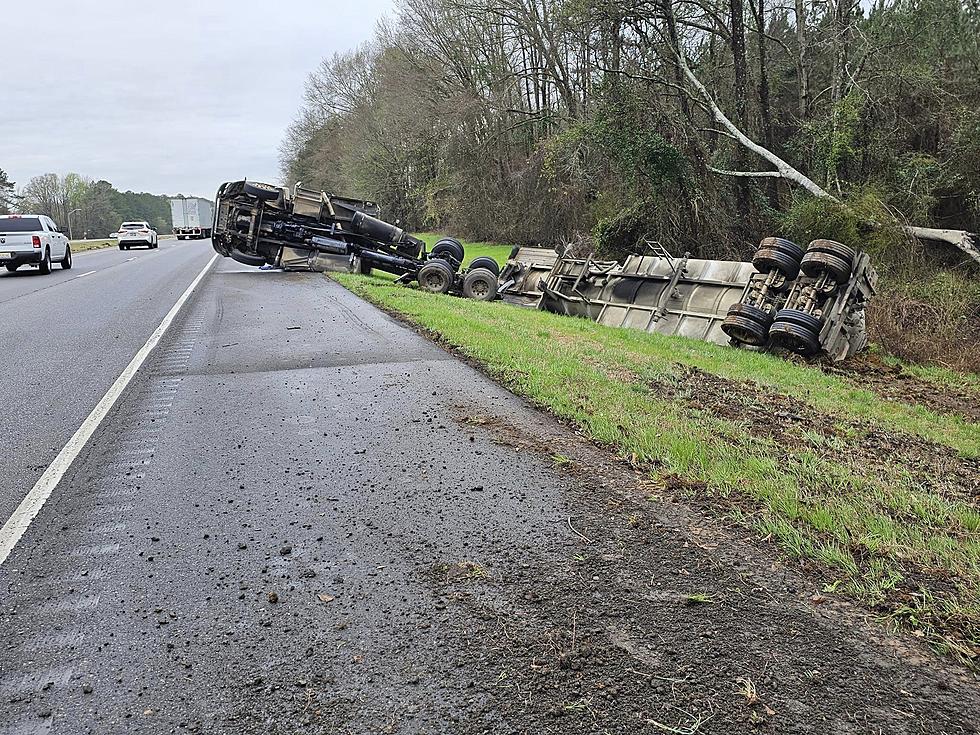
0 168 173 238
281 0 980 369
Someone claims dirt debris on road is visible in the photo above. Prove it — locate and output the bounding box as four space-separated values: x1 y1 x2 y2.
1 270 978 734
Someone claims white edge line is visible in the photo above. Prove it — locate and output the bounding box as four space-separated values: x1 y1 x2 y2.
0 253 218 566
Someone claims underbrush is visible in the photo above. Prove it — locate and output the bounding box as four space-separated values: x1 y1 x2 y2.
336 264 980 665
781 192 980 373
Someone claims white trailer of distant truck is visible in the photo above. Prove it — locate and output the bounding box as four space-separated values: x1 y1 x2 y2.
170 198 214 240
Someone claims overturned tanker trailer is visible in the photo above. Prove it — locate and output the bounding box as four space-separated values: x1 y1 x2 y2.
210 180 501 300
499 238 877 362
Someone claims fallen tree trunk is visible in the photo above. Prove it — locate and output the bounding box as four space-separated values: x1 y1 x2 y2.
903 227 980 265
676 47 980 266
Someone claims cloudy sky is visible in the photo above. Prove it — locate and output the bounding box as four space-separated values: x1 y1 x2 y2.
2 0 395 198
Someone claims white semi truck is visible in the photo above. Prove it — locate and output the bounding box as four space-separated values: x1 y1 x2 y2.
170 197 214 240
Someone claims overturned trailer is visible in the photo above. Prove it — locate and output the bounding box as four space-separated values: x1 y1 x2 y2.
211 180 501 300
500 238 877 362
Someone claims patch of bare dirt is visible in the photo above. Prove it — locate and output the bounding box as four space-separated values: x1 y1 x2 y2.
824 353 980 423
652 365 980 504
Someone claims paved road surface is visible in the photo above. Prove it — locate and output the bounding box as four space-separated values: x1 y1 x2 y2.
0 240 214 523
1 259 977 734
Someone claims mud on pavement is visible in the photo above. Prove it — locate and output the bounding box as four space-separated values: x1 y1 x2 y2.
416 406 980 735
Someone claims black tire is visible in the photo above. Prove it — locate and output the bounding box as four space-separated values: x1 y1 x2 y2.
768 321 821 355
769 309 823 355
417 260 454 294
462 268 498 301
432 239 464 264
5 264 18 272
752 247 801 280
807 239 855 265
468 256 500 277
772 308 823 333
800 250 852 282
118 244 125 250
60 245 72 270
721 302 773 346
758 236 805 263
243 181 281 201
38 249 51 275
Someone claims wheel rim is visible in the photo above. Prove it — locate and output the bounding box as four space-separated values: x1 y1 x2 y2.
421 271 448 291
472 279 490 298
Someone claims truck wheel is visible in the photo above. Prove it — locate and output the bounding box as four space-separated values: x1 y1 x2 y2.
243 181 281 201
769 309 823 355
462 268 498 301
468 256 500 277
752 247 800 280
417 260 454 294
60 245 72 270
807 239 855 266
38 250 51 275
758 237 805 263
432 239 464 265
769 321 821 355
721 303 772 346
800 250 851 282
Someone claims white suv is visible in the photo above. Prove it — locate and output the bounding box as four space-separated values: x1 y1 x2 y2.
0 215 72 274
117 221 158 250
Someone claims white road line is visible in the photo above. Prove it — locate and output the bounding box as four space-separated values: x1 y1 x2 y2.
74 270 97 279
0 253 218 567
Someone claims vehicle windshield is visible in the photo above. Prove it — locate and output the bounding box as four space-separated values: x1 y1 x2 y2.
0 217 43 233
121 223 146 230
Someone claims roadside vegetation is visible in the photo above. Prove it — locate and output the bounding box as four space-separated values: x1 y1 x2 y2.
336 246 980 665
71 238 116 253
0 168 177 239
284 0 980 372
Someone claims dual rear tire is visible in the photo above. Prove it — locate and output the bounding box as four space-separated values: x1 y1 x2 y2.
768 309 823 355
416 260 499 302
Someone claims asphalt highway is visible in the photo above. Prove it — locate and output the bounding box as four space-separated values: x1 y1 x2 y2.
1 255 977 734
0 240 216 526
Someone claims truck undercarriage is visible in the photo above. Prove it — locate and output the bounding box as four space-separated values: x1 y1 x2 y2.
213 179 875 363
499 237 877 362
211 180 500 300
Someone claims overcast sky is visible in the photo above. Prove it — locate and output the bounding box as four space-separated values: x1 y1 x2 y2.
1 0 395 198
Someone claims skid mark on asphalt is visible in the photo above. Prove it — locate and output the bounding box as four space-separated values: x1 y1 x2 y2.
0 318 209 732
0 665 74 697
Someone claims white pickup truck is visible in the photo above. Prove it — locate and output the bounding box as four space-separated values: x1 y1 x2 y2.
0 215 72 274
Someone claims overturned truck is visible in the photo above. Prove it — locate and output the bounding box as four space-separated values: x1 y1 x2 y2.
211 180 501 300
500 238 877 362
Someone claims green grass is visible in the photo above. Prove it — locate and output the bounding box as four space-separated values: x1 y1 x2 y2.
71 234 177 254
71 239 115 253
415 232 512 268
334 249 980 663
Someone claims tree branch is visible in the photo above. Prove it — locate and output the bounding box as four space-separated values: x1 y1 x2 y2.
708 165 782 178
